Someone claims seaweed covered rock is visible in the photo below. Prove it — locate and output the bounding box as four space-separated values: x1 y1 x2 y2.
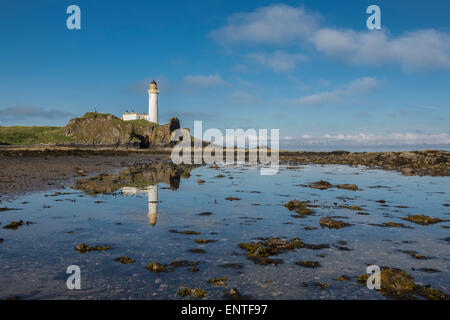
305 180 333 190
295 261 320 268
115 257 135 264
284 200 312 215
319 217 351 229
336 184 358 191
239 237 328 265
178 287 206 299
75 243 112 253
146 262 168 273
3 220 23 230
208 278 227 286
357 267 447 300
401 215 446 226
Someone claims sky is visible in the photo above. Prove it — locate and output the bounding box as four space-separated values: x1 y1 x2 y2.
0 0 449 150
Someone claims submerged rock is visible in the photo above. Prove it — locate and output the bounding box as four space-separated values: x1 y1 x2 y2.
333 275 350 281
219 263 244 270
189 248 206 253
194 239 216 244
401 215 446 226
319 217 351 229
169 260 199 272
75 243 112 253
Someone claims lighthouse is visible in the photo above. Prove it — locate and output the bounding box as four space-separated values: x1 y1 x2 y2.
148 80 159 124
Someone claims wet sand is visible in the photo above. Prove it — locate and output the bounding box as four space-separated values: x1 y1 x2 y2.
0 152 170 200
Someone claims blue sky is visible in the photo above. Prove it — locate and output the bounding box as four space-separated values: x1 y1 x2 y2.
0 0 449 150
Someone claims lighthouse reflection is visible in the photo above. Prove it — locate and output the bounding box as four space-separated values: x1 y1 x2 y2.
121 185 159 226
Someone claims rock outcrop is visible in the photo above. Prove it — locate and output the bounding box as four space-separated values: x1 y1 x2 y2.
62 112 181 148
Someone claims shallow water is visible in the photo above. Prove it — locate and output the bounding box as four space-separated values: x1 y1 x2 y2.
0 164 449 299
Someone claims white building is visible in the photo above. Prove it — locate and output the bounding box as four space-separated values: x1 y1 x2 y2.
122 80 159 124
121 185 158 226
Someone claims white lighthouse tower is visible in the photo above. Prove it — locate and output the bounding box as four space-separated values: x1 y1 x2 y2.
148 80 159 124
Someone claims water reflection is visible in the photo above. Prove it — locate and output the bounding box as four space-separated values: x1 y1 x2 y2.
121 185 159 226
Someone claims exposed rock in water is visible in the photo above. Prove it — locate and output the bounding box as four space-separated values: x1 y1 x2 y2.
75 243 112 253
62 112 182 148
295 261 320 268
169 230 200 235
305 180 333 190
115 257 135 264
279 150 449 177
370 222 413 228
223 288 251 300
357 267 447 300
319 217 351 229
402 250 429 260
225 196 241 201
336 184 359 191
400 214 446 226
3 220 23 230
284 200 313 216
74 161 193 194
239 237 329 265
178 287 206 298
145 262 168 273
197 211 212 216
208 278 228 286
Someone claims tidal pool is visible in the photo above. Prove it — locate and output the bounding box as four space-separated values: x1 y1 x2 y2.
0 163 448 299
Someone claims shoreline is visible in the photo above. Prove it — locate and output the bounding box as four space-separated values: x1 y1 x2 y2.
0 148 448 201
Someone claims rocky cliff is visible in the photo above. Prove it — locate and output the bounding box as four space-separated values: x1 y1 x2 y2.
62 112 181 148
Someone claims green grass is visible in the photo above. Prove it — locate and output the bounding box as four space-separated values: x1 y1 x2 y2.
0 112 159 145
0 126 73 145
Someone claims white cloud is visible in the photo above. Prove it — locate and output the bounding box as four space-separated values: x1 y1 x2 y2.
288 77 378 106
246 51 307 72
211 4 450 71
183 73 228 87
210 4 319 46
281 132 450 147
313 28 450 71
